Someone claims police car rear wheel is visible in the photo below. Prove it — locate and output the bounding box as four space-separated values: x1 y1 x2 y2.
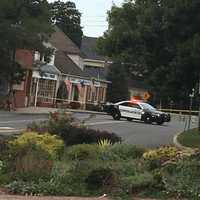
112 111 121 120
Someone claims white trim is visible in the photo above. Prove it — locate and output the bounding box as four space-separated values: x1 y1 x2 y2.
32 71 58 81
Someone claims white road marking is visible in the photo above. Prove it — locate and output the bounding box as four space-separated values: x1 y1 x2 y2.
0 118 47 124
0 127 24 133
85 121 126 126
0 127 15 130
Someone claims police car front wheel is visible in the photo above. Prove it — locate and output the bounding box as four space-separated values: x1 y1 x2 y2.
144 115 152 124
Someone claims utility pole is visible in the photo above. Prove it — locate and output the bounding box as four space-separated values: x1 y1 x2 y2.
188 88 195 130
198 76 200 131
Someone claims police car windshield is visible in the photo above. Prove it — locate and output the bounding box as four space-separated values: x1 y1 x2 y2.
140 103 156 111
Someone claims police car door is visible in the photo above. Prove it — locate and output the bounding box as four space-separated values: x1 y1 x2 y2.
129 103 143 119
118 102 132 118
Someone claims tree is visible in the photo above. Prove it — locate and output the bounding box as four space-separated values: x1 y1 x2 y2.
0 0 53 98
97 0 200 107
50 0 83 47
106 62 129 103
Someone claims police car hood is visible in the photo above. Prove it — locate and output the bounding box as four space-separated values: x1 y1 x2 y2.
144 109 164 115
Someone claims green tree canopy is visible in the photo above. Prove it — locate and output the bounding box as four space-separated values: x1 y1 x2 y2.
50 0 83 47
106 62 129 103
97 0 200 106
0 0 53 91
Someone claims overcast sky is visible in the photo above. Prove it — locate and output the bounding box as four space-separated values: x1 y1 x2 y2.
48 0 124 37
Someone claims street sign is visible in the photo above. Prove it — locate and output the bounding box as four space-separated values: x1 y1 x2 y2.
143 92 151 100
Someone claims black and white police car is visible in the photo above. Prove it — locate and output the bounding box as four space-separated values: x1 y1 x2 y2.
104 100 170 125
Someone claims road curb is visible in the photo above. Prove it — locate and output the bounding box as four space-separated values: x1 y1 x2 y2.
173 131 195 150
173 132 186 148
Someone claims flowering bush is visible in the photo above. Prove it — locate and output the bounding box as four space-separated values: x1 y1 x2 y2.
9 132 64 160
143 146 179 164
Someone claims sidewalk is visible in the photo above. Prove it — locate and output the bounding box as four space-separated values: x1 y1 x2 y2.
0 195 159 200
15 107 107 116
0 195 109 200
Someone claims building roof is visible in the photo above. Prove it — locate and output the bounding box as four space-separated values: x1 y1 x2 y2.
84 66 107 80
39 64 61 75
81 36 106 61
54 50 90 78
50 26 81 55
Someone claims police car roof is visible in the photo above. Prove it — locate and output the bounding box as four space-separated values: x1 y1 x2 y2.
115 100 143 105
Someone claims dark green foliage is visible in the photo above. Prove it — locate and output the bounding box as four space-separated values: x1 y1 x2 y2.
162 158 200 199
65 144 101 161
86 167 118 191
27 112 122 146
50 1 83 47
107 62 130 103
0 0 53 94
7 180 65 195
97 0 200 106
59 126 121 146
108 144 145 160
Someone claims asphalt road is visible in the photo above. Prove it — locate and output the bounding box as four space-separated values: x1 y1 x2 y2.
0 111 197 148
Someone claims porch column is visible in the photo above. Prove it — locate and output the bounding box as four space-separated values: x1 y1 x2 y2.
34 78 39 107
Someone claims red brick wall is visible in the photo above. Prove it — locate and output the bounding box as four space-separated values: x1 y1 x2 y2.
15 49 34 69
14 49 34 108
14 70 32 108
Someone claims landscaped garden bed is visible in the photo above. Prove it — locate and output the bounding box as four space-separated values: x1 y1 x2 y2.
0 112 200 200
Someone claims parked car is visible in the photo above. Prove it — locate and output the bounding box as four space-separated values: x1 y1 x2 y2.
104 100 170 125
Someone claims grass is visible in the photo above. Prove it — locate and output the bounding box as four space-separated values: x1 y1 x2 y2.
177 128 200 148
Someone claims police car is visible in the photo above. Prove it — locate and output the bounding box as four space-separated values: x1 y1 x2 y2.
106 100 170 125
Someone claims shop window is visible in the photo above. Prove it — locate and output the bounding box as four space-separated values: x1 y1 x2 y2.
56 81 68 102
38 79 56 103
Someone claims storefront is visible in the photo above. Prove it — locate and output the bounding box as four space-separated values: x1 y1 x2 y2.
30 64 60 107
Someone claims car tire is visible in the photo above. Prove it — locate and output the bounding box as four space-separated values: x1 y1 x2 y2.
144 115 152 124
127 117 133 122
112 110 121 120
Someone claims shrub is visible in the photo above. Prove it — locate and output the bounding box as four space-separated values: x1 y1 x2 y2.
7 132 64 181
6 179 65 195
60 126 121 146
85 167 119 192
161 158 200 199
28 112 121 146
65 144 101 161
108 144 145 160
27 111 75 133
9 132 64 160
120 172 155 194
143 146 179 164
